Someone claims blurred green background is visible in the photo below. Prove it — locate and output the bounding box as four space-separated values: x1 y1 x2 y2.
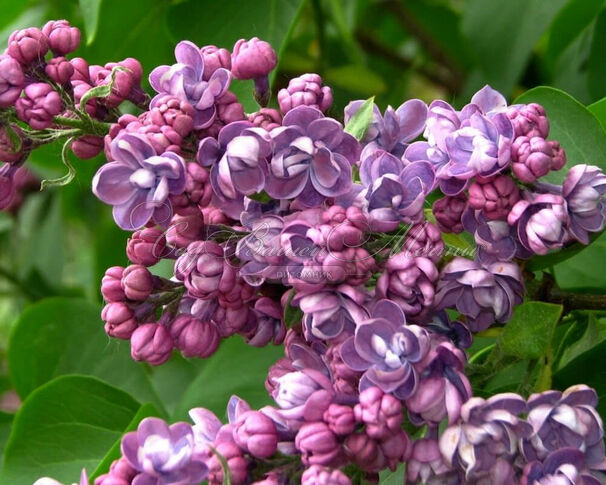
0 0 605 398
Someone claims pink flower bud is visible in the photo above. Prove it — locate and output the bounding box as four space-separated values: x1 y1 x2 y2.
45 56 74 84
170 314 220 358
354 387 403 440
166 208 205 249
248 108 282 130
511 136 553 183
101 266 126 302
130 323 172 365
231 37 277 80
71 135 103 159
344 432 383 472
207 442 248 485
233 410 279 458
468 174 520 220
121 265 153 301
183 163 213 209
302 465 352 485
15 83 62 130
101 302 137 339
295 422 341 466
0 57 24 108
323 404 355 436
126 228 166 266
278 73 333 115
506 103 549 138
200 45 231 81
401 223 444 263
70 57 90 82
42 20 80 56
549 140 566 171
7 28 49 65
216 91 245 125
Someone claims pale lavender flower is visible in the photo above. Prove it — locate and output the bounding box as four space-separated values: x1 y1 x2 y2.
93 133 186 230
149 41 230 129
340 300 430 399
265 106 360 207
462 208 521 264
521 449 603 485
121 417 207 485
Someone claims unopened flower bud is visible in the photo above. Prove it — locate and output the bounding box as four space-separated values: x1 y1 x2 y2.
42 20 80 56
233 410 278 458
126 228 166 266
15 83 62 130
433 194 467 233
101 302 137 339
278 73 333 114
101 266 126 302
323 404 355 436
200 45 231 81
71 135 103 159
7 28 49 65
170 314 220 358
295 422 341 466
301 465 352 485
468 174 520 220
354 387 403 440
130 323 173 365
121 265 153 301
0 57 24 108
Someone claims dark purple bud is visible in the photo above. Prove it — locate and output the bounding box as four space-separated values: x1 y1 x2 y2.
506 103 549 139
200 45 231 81
233 410 278 458
170 314 220 358
101 302 137 339
215 91 246 125
521 448 602 485
7 28 49 65
376 254 438 321
15 83 62 130
71 135 103 159
406 437 455 485
344 432 384 472
512 135 553 183
101 266 126 302
242 297 285 347
231 37 277 80
207 442 248 485
42 20 80 56
0 125 24 164
130 323 173 365
277 73 333 115
166 207 205 249
0 56 24 108
126 228 166 266
295 422 341 466
354 387 402 440
121 264 153 301
248 108 282 130
183 162 213 209
323 404 355 436
433 194 467 233
468 174 520 220
301 466 352 485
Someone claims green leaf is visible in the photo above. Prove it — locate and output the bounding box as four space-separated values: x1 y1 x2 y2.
525 232 602 272
283 291 302 328
513 87 606 182
0 412 13 463
378 463 405 484
553 230 606 291
461 0 568 95
553 339 606 416
588 7 606 100
588 96 606 132
78 0 104 44
166 0 305 111
557 313 606 369
545 0 604 69
171 337 283 421
8 297 165 413
499 301 563 359
344 97 375 141
0 375 140 485
90 402 162 480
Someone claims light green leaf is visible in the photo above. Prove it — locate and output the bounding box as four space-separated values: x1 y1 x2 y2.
78 0 103 44
553 230 606 291
344 97 375 141
513 86 606 182
588 96 606 132
283 291 302 329
0 375 140 485
8 297 165 413
499 301 563 359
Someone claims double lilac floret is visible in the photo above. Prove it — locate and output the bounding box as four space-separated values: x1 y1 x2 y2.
340 299 430 400
265 106 360 207
93 133 186 230
149 41 230 129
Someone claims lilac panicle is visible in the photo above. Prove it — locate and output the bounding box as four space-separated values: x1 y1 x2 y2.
93 133 186 230
340 300 430 399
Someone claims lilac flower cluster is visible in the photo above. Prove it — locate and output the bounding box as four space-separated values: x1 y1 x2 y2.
11 28 604 484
